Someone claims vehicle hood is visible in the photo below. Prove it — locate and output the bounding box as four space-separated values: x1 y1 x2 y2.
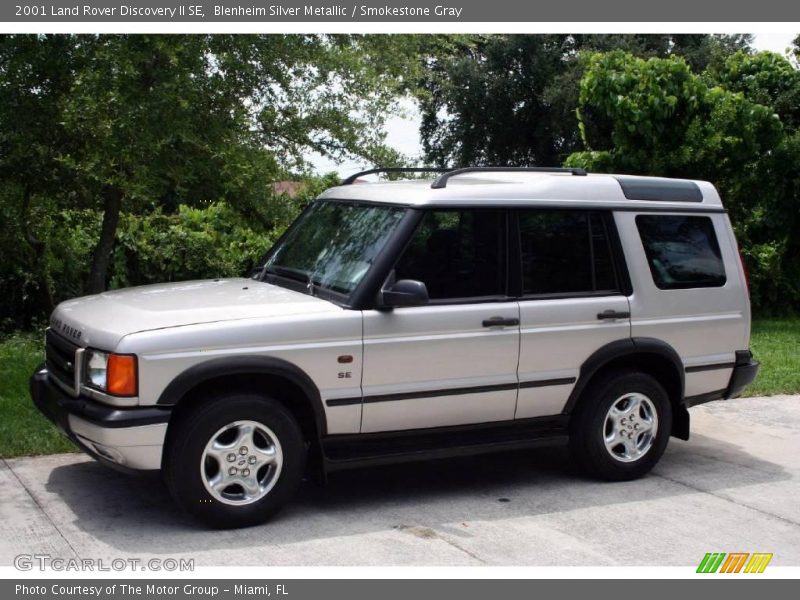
50 278 341 350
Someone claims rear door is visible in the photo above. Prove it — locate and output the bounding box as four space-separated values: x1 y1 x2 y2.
361 208 520 433
515 209 631 419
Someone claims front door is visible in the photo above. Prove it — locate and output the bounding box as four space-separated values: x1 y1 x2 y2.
361 208 520 433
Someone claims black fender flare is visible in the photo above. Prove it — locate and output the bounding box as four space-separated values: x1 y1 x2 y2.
156 355 327 437
563 337 685 415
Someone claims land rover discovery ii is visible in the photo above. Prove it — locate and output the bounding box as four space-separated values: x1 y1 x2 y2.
31 167 759 527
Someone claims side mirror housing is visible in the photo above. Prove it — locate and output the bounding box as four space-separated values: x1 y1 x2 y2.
381 279 429 308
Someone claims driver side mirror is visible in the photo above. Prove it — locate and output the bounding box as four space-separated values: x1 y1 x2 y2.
380 279 429 308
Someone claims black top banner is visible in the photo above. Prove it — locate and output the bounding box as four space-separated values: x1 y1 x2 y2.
4 0 800 22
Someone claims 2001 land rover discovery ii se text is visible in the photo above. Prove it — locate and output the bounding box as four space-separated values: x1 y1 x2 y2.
31 167 760 528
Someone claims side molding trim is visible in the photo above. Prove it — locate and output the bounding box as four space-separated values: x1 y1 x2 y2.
325 377 577 407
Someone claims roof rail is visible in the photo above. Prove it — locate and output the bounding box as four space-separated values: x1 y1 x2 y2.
430 166 587 189
340 167 452 186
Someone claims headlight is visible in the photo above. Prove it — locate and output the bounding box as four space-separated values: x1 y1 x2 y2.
84 350 138 396
86 350 109 389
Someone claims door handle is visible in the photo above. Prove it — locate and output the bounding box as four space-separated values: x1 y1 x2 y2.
482 316 520 327
597 310 631 320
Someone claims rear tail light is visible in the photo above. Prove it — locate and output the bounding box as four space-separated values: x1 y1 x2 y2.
738 249 750 292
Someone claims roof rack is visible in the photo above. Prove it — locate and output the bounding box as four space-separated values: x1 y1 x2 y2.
430 167 587 189
340 167 452 186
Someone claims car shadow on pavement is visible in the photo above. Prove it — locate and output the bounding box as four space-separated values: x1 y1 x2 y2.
43 431 790 558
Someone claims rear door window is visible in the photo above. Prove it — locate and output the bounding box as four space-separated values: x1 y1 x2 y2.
635 215 726 289
518 210 619 296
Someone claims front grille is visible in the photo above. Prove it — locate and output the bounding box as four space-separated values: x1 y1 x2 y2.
45 329 80 394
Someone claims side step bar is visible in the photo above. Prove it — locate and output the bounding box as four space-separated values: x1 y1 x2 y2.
322 416 569 472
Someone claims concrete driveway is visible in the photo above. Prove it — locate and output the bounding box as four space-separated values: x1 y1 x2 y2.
2 395 799 567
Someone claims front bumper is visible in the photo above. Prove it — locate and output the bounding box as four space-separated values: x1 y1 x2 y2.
30 364 171 472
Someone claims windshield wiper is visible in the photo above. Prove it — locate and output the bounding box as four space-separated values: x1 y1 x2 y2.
264 265 308 282
263 265 317 296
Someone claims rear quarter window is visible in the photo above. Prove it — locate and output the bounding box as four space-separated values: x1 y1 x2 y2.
635 215 726 289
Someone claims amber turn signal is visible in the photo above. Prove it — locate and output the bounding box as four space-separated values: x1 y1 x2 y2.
107 354 138 396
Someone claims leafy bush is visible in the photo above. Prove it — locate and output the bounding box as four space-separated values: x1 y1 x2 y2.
567 50 800 315
0 191 99 331
110 203 274 288
0 199 295 331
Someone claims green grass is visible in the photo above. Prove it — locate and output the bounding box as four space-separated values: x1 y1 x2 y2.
747 318 800 397
0 332 75 459
0 319 798 459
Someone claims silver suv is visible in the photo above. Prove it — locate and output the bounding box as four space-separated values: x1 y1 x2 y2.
31 167 759 527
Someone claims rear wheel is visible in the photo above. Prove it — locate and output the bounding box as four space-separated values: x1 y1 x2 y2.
569 371 672 481
164 393 306 528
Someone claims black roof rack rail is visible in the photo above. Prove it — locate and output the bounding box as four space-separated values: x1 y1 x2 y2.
340 167 452 186
430 166 587 189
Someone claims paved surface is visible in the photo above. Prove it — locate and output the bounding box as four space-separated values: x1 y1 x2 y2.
2 395 799 567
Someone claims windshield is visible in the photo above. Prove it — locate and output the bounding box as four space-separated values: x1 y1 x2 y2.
262 201 406 296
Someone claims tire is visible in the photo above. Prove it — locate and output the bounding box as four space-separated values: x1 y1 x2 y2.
569 370 672 481
163 393 306 528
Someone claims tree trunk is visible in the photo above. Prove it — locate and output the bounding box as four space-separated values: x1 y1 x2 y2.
20 185 56 318
88 185 123 294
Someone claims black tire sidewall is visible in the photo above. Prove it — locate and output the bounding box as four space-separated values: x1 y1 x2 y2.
165 394 306 528
571 371 672 480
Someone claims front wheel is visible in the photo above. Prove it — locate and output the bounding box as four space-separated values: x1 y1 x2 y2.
569 371 672 481
164 394 306 528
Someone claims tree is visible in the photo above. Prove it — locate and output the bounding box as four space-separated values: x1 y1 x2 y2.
565 50 800 312
0 34 421 297
416 34 752 168
706 50 800 132
0 35 81 317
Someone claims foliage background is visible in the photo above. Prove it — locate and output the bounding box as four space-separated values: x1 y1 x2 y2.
418 34 800 315
1 34 799 332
